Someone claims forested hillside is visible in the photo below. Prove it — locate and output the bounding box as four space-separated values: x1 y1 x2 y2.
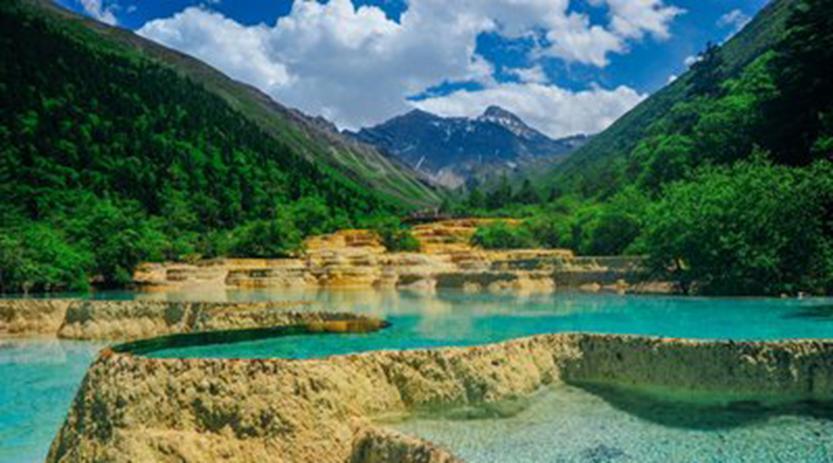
0 0 428 293
544 0 798 197
453 0 833 296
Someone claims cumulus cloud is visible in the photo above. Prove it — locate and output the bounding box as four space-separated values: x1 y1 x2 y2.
80 0 118 25
717 8 750 33
509 65 549 84
602 0 684 40
139 8 291 95
414 82 645 138
137 0 678 136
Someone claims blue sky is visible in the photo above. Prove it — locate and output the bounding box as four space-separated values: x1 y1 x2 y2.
58 0 769 138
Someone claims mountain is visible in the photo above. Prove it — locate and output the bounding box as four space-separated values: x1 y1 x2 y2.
544 0 797 197
18 0 441 209
0 0 440 292
352 106 588 188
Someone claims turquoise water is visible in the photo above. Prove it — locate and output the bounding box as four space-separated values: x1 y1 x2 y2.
4 290 833 462
393 384 833 463
145 290 833 359
0 340 102 463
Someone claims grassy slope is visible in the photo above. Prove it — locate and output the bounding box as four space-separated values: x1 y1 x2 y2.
33 0 443 209
544 0 796 195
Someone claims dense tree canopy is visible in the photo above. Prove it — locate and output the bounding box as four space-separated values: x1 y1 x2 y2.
639 158 833 295
462 0 833 295
0 2 395 292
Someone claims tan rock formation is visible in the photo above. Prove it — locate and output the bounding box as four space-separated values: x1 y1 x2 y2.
2 299 357 341
47 332 833 463
57 300 316 341
0 298 74 336
133 220 654 294
350 427 462 463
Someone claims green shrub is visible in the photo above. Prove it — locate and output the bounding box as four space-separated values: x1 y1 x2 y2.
638 158 833 295
65 199 168 287
229 208 303 258
290 196 350 236
471 221 537 249
0 224 90 293
365 216 420 252
522 214 570 249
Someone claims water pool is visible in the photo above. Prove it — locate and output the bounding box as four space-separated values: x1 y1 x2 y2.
4 290 833 462
393 384 833 463
144 290 833 359
135 291 833 463
0 340 101 463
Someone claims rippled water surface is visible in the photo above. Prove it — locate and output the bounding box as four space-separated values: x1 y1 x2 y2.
4 289 833 462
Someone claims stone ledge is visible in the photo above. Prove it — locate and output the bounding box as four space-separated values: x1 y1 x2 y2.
1 300 321 340
46 332 833 462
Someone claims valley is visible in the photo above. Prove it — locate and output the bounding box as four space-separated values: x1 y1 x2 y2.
2 0 833 462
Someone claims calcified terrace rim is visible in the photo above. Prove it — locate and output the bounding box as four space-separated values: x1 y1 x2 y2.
111 317 391 356
47 319 833 463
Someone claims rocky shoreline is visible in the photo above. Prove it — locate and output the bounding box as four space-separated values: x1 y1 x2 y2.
0 299 383 341
134 220 668 295
46 328 833 462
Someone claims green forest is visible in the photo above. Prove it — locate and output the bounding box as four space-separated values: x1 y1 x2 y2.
0 1 407 293
2 0 832 296
455 0 833 295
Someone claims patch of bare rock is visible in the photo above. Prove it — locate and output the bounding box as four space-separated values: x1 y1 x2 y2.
0 299 382 340
134 220 664 295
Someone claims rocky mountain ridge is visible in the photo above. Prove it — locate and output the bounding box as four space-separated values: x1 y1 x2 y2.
351 106 589 188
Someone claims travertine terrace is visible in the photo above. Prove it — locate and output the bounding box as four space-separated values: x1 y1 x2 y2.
47 330 833 462
134 220 654 294
0 299 382 341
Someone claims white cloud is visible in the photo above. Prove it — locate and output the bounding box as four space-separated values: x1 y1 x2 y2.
717 8 750 33
139 8 291 94
602 0 684 40
413 82 645 139
137 0 678 134
509 65 549 84
684 54 701 67
667 74 678 83
80 0 118 25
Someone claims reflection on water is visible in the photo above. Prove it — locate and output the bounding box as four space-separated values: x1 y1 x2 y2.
4 289 833 461
783 304 833 321
143 289 833 359
573 383 833 431
0 340 103 463
393 384 833 463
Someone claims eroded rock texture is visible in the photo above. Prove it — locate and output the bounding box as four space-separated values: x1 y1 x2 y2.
0 299 73 336
47 334 833 463
57 300 318 341
1 299 365 340
134 220 650 294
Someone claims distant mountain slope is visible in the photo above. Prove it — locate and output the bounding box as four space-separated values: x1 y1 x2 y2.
0 0 440 292
352 106 588 188
545 0 796 196
30 0 442 208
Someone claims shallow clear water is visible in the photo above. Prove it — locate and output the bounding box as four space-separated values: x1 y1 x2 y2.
393 384 833 463
145 289 833 359
0 340 102 463
4 289 833 462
